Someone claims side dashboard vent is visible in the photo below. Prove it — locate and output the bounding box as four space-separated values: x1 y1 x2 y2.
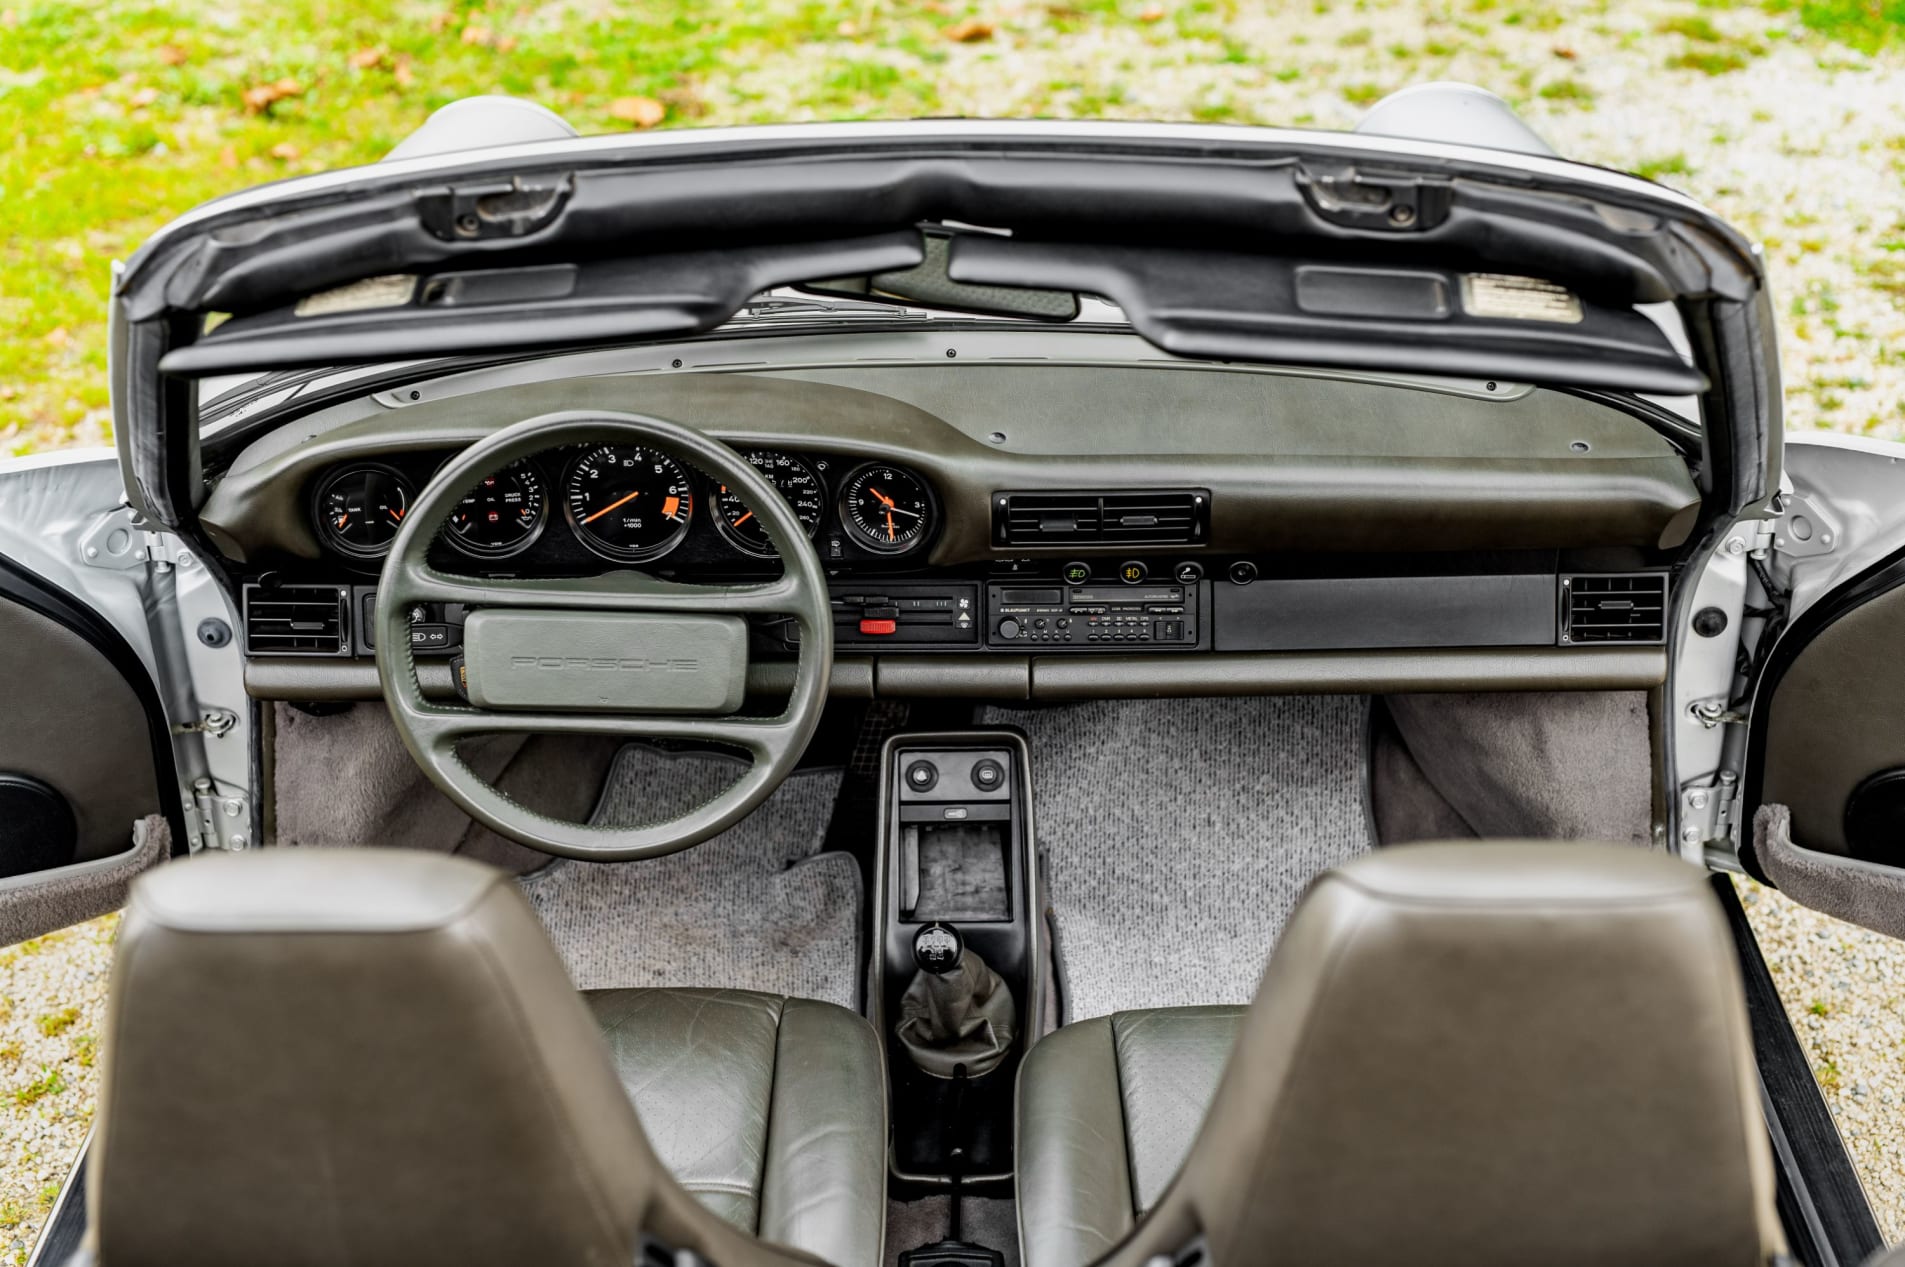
994 489 1208 546
243 583 350 657
1560 573 1668 645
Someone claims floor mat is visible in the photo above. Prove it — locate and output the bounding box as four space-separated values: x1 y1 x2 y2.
885 1198 1019 1267
518 746 861 1011
984 697 1373 1021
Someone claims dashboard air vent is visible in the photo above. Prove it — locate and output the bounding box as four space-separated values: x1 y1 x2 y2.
243 584 350 656
995 489 1208 547
1560 573 1668 644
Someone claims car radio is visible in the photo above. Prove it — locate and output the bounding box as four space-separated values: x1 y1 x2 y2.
985 580 1201 649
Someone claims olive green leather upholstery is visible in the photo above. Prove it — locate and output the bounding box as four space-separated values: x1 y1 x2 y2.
84 849 885 1267
1016 1006 1243 1267
586 988 886 1267
1016 843 1785 1267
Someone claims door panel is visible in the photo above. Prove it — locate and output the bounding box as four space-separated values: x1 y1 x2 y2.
0 595 161 867
0 454 188 944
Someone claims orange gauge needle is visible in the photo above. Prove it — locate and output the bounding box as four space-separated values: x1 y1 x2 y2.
886 509 896 541
732 510 754 527
388 507 404 523
582 490 640 524
334 514 349 529
870 486 896 508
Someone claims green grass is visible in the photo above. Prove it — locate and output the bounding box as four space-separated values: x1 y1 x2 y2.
1766 0 1905 52
0 0 1902 454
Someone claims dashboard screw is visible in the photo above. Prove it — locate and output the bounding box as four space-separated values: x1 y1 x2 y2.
196 618 232 649
945 348 957 358
671 358 682 368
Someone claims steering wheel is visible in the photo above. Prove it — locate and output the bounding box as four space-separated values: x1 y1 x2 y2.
375 411 833 861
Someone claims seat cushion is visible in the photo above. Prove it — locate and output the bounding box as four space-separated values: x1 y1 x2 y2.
586 987 886 1267
1016 1006 1244 1267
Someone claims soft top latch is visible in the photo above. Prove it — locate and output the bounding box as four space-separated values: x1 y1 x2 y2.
416 173 573 242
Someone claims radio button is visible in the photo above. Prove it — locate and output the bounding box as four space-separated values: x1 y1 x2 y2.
998 618 1021 639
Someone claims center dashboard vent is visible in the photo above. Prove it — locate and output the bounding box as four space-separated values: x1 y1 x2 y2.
242 583 350 656
993 489 1209 547
1560 573 1668 644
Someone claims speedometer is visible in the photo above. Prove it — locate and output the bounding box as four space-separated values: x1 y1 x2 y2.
445 460 546 559
713 451 826 558
563 445 695 563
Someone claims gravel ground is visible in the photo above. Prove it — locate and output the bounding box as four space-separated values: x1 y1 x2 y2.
7 0 1905 1257
0 918 116 1263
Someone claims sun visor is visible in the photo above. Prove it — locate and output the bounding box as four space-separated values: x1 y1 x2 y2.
157 233 924 376
947 236 1707 396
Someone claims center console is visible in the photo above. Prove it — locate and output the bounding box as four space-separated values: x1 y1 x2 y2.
874 731 1043 1187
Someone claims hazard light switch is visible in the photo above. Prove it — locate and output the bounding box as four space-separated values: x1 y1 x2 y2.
858 618 898 636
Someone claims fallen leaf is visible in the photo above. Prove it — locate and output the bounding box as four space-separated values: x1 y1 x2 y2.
129 86 159 107
1553 44 1578 59
156 43 189 66
269 142 301 161
1139 3 1165 20
608 95 666 127
497 34 518 52
44 328 68 347
942 17 995 41
349 46 384 70
1 9 17 26
837 18 860 36
393 57 416 89
429 10 454 31
241 77 303 113
218 146 239 168
461 24 492 45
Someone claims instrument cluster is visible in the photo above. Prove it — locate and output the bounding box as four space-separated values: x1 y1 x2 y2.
309 446 939 573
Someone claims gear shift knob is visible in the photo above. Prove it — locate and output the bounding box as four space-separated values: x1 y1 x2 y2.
913 922 963 975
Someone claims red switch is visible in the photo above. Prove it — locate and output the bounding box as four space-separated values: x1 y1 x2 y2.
858 618 898 636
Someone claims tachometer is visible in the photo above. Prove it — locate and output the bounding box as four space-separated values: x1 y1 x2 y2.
563 445 695 563
445 459 546 559
713 451 827 558
840 463 933 555
314 463 413 560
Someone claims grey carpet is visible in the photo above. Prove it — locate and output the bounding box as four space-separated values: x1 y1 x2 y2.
1382 691 1656 847
983 697 1373 1021
518 746 862 1010
884 1198 1019 1267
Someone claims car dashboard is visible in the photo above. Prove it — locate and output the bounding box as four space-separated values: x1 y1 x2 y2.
198 343 1704 703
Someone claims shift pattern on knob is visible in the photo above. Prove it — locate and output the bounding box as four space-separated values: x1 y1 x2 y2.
914 922 964 975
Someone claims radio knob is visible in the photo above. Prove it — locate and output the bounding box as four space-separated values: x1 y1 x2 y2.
998 618 1021 639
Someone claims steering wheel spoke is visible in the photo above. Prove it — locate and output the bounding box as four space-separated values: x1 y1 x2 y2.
375 411 833 861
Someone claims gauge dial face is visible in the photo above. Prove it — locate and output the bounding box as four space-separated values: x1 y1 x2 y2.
315 464 414 559
563 445 695 563
840 463 933 555
714 451 827 558
445 460 547 559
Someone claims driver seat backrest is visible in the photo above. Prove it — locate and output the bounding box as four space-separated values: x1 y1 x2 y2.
1090 842 1787 1267
82 848 830 1267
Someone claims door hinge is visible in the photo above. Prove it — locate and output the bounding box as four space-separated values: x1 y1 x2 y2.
191 779 250 852
78 506 197 573
1680 770 1741 850
1687 696 1749 728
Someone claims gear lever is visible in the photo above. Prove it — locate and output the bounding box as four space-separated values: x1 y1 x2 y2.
895 923 1016 1079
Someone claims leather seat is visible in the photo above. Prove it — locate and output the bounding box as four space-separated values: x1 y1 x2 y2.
1017 842 1785 1267
81 849 886 1267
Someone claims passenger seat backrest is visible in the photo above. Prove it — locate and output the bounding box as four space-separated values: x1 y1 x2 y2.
86 848 824 1267
1110 842 1785 1267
